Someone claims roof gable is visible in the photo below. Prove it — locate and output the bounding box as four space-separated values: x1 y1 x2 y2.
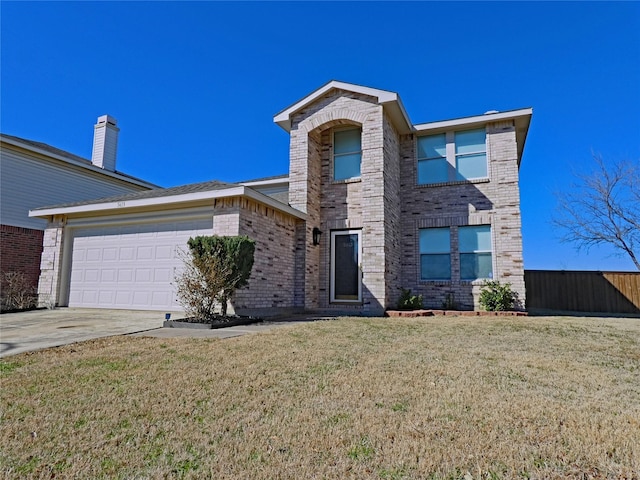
274 80 413 134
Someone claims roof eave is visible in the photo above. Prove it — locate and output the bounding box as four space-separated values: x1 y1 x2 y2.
414 108 533 133
514 113 532 168
29 186 306 220
240 177 289 187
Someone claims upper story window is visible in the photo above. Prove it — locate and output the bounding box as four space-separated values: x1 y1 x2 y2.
417 133 447 184
419 227 451 280
333 128 362 181
455 129 487 180
417 127 487 184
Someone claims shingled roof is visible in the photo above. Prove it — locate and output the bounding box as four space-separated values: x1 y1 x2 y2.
31 180 238 211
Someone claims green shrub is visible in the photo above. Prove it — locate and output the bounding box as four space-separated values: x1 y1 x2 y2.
176 235 255 318
396 288 423 310
479 280 518 311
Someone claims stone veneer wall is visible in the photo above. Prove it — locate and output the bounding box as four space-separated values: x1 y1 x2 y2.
399 120 525 310
36 217 66 307
213 197 299 315
289 89 394 314
0 225 44 296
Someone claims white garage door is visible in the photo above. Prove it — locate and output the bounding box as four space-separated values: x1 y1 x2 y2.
68 217 213 310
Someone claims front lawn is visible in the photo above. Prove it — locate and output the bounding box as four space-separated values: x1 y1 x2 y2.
1 315 639 479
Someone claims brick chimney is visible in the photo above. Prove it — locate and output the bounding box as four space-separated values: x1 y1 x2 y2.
91 115 119 171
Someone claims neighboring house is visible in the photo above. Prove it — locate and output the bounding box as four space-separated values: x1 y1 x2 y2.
0 116 157 300
30 81 532 315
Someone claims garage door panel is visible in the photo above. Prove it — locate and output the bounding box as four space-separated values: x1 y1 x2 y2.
85 269 100 282
115 291 132 306
68 217 213 310
154 268 172 282
81 290 98 304
98 291 114 304
135 269 152 282
100 269 116 282
136 246 154 260
119 247 135 261
132 291 151 307
156 245 173 259
68 290 82 304
118 269 133 282
103 248 118 261
70 268 83 283
152 291 171 305
86 248 102 262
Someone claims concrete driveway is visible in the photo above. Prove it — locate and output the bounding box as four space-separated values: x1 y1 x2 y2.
0 308 314 358
0 308 167 358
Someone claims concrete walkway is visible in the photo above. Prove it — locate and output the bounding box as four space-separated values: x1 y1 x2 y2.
0 308 308 358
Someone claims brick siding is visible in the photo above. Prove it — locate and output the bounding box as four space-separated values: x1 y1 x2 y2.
286 88 525 313
289 90 395 314
0 224 44 293
398 121 525 310
211 197 300 316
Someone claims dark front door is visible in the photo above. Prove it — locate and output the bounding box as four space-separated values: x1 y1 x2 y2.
330 230 361 303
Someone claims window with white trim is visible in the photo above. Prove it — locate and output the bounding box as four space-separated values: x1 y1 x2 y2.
459 225 493 280
419 227 451 280
333 128 362 181
417 128 487 184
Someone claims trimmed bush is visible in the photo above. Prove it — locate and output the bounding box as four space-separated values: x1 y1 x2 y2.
479 280 518 311
176 235 255 318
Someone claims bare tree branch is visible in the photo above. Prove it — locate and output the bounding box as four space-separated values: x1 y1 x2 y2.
552 153 640 270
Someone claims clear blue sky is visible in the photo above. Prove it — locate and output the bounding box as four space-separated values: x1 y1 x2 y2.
2 2 639 271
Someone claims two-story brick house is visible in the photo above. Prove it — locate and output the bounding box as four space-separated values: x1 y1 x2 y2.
31 81 531 315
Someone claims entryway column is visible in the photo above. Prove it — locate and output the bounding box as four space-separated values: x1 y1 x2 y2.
37 215 66 307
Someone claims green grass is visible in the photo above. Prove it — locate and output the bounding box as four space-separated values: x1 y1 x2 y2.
1 315 639 479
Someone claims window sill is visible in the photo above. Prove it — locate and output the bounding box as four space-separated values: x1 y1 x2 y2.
419 279 490 286
417 178 490 188
332 177 362 185
460 279 491 285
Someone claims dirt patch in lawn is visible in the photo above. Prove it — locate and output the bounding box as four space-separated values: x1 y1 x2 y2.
1 315 639 479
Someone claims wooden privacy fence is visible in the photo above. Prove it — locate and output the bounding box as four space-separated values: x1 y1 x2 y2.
525 270 640 314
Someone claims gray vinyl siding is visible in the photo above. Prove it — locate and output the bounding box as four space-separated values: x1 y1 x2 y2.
0 147 150 230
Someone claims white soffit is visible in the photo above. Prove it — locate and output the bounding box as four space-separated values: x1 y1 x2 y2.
274 80 413 134
29 186 307 220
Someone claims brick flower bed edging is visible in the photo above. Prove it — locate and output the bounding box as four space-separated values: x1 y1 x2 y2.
385 309 528 318
163 317 263 330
